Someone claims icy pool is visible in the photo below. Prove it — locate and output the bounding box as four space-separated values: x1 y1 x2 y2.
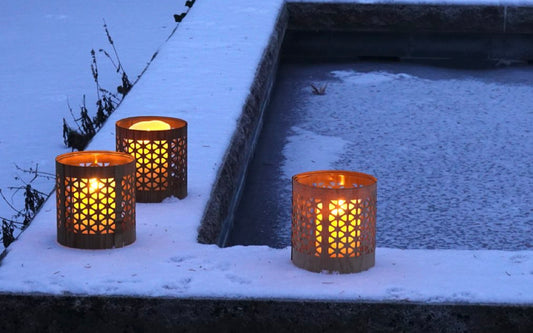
228 61 533 250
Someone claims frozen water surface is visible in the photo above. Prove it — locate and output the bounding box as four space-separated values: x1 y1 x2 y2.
228 61 533 250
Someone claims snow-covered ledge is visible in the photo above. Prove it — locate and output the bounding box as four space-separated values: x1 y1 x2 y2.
1 0 532 330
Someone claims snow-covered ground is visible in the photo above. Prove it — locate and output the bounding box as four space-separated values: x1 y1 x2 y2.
0 0 182 231
0 0 532 304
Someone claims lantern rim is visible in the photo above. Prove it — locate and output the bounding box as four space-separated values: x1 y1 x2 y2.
56 150 135 167
292 170 377 189
116 116 187 132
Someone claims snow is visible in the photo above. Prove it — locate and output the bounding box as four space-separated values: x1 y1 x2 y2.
0 0 532 305
0 0 182 227
324 69 533 250
282 127 348 179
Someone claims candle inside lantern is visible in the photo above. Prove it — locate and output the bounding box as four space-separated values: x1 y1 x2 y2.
128 120 171 131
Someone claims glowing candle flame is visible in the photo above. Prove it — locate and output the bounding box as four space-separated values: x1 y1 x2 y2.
89 178 102 192
316 198 361 258
72 177 116 234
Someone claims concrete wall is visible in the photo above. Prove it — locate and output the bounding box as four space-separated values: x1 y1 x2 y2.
1 294 532 332
284 3 533 61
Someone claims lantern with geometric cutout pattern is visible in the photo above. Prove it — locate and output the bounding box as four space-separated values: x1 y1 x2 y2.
116 116 187 203
56 151 136 249
292 170 377 273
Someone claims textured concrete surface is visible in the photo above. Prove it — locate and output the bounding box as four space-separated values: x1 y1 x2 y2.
286 3 505 33
0 294 532 332
283 3 533 61
506 6 533 33
197 5 289 245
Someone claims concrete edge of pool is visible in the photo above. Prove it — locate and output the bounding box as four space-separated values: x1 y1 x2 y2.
1 1 532 331
0 294 532 332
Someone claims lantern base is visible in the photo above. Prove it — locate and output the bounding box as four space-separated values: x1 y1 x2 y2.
57 230 136 250
291 250 375 274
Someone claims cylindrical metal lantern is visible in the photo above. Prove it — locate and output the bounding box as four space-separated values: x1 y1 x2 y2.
56 151 136 249
116 116 187 202
292 170 377 273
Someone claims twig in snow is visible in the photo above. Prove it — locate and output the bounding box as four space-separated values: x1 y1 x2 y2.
311 83 328 95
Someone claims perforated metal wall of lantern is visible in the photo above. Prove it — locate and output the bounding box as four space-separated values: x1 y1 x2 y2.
56 151 136 249
292 170 377 273
116 116 187 203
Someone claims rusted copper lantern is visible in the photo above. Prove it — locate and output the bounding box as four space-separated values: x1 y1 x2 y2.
116 116 187 202
292 170 377 273
56 151 136 249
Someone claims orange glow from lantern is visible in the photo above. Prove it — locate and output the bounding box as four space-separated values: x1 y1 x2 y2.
292 170 377 273
314 199 362 258
315 198 362 258
116 116 188 202
128 120 171 131
71 177 116 234
56 151 136 249
125 138 169 190
127 120 171 189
